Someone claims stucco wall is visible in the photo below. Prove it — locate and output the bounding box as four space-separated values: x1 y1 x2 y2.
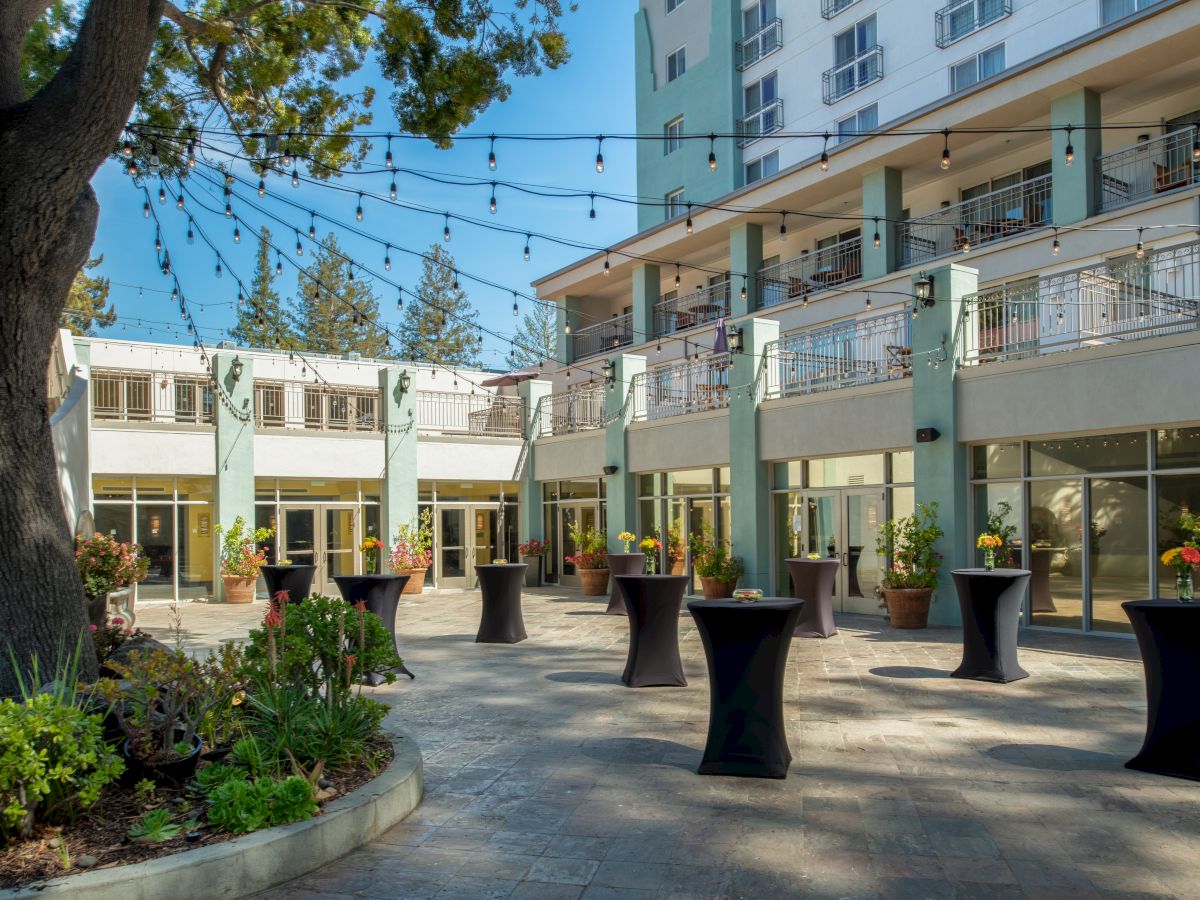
626 410 731 471
759 380 913 461
416 437 522 483
50 371 92 529
534 432 606 481
92 427 216 476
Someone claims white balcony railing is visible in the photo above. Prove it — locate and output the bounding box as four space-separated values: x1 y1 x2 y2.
762 310 912 399
538 383 607 437
254 381 380 432
92 369 214 425
655 281 731 337
416 390 524 438
820 0 860 18
899 174 1052 267
737 98 784 148
631 357 731 422
573 313 632 360
758 237 863 309
935 0 1011 48
822 45 883 105
1097 128 1200 212
957 241 1200 366
736 18 783 70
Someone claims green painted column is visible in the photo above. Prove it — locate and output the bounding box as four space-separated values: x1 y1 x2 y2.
557 296 584 365
862 167 902 280
729 224 763 316
517 378 552 545
630 264 660 346
911 264 977 626
604 353 646 552
380 366 418 551
730 317 779 590
1051 88 1101 226
212 352 255 601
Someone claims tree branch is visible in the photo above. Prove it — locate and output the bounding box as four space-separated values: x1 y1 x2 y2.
0 0 55 107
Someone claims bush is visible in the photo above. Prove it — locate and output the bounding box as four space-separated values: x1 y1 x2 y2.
689 525 744 581
0 694 124 843
244 682 387 772
877 502 944 590
205 774 318 834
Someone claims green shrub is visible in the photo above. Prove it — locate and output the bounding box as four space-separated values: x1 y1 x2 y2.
243 681 387 772
0 693 124 843
205 774 318 834
191 762 244 794
128 807 183 843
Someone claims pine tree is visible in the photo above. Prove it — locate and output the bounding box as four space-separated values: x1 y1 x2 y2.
511 300 557 369
400 244 482 368
295 234 390 357
60 256 116 336
228 227 297 349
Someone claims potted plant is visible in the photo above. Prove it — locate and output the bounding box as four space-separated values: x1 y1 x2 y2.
215 516 274 604
877 502 944 629
666 526 686 576
690 528 744 599
518 538 551 587
390 508 433 594
566 524 608 595
75 532 149 627
360 534 386 574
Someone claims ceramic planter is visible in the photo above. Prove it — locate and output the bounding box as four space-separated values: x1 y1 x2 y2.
521 556 544 587
668 555 686 576
222 574 257 604
881 587 934 629
578 567 610 596
700 576 739 600
395 568 427 594
123 731 202 785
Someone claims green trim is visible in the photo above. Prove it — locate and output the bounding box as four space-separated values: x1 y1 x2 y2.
213 353 256 601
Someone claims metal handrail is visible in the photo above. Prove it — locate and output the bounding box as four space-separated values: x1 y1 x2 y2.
654 281 731 336
736 18 783 70
820 0 860 18
253 381 380 432
737 98 784 148
822 45 883 105
538 383 607 436
92 369 214 425
934 0 1011 48
631 357 732 422
1097 127 1200 212
416 390 524 438
573 313 633 360
758 237 863 309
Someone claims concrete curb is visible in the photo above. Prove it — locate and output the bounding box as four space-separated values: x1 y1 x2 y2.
3 731 423 900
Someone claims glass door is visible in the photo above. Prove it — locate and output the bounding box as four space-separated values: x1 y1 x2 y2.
473 507 497 569
688 498 716 593
805 491 843 609
323 507 357 593
282 506 317 584
844 489 885 615
438 506 469 588
560 506 578 581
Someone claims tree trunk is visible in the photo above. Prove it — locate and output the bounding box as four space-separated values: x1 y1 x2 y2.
0 0 164 696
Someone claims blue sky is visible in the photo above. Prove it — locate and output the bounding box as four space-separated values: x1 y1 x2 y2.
88 2 641 370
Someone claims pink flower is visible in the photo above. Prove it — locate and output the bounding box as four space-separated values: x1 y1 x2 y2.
88 624 98 633
111 616 124 626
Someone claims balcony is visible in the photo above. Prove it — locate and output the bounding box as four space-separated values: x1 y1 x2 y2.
761 309 912 400
92 369 214 425
537 383 607 437
655 281 731 337
1097 128 1200 212
736 18 782 70
254 381 380 432
820 0 860 18
822 46 883 105
757 237 862 309
737 98 784 148
572 313 632 360
416 390 524 438
630 357 731 422
957 241 1200 366
935 0 1011 48
899 174 1052 267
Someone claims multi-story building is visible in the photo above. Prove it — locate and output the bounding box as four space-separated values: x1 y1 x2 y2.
529 0 1200 636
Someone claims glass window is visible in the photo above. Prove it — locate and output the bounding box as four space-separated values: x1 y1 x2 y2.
666 47 686 82
177 503 213 600
176 477 213 502
807 453 885 487
890 450 914 483
666 189 686 220
717 467 731 493
136 504 175 600
973 483 1022 568
638 474 659 497
665 468 715 495
543 482 561 502
1028 432 1147 476
419 481 434 502
93 476 132 500
1029 479 1084 630
1156 428 1200 469
361 480 382 503
774 461 804 490
745 150 779 184
666 0 684 12
979 43 1005 79
639 499 664 571
93 505 132 543
276 479 360 501
256 505 278 565
435 482 503 502
1089 477 1147 634
1156 474 1200 597
560 479 599 500
665 117 684 155
972 443 1021 479
950 56 978 92
255 478 277 501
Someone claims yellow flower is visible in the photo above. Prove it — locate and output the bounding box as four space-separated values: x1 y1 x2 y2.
976 534 1002 550
617 532 636 543
230 690 246 707
1161 548 1181 567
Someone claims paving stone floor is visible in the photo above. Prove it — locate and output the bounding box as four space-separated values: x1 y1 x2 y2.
137 588 1200 900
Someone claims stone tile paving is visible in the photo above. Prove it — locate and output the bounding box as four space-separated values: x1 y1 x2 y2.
137 588 1200 900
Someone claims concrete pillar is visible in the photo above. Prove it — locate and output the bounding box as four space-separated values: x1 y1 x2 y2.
1051 88 1101 226
557 296 584 365
630 264 660 346
729 318 779 590
729 223 763 316
212 352 255 601
517 378 553 546
862 167 903 280
604 353 647 552
380 366 418 550
911 264 977 626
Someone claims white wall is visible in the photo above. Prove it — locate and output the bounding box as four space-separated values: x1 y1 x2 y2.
50 370 91 530
417 436 522 482
759 379 913 460
92 427 216 476
534 431 607 481
627 410 731 470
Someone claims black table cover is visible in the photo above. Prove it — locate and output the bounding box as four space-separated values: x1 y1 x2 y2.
950 568 1031 683
687 598 805 778
261 564 316 605
615 575 688 687
475 564 528 644
785 557 839 637
606 553 646 615
1122 600 1200 781
333 574 414 683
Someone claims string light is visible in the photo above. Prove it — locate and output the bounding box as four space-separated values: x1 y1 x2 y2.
143 199 151 219
281 134 293 168
685 203 693 235
443 213 451 242
595 136 605 174
1052 229 1060 256
148 142 160 170
452 269 460 291
1064 125 1075 165
490 183 497 214
396 291 404 311
384 243 392 271
941 129 951 170
257 176 266 197
154 228 162 254
158 184 166 204
215 259 222 278
1136 227 1145 258
873 218 881 248
589 193 597 219
675 264 681 289
819 133 830 172
291 166 299 188
603 251 610 276
389 177 398 201
779 212 788 241
524 234 531 261
276 251 283 276
295 230 304 256
187 218 194 244
740 282 747 302
186 135 196 169
309 212 316 240
708 134 718 172
233 224 241 243
488 135 497 171
355 192 364 221
865 292 872 310
512 292 519 316
385 135 394 169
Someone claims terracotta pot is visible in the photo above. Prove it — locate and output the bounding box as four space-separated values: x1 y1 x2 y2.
881 587 933 629
222 574 257 604
396 568 427 594
577 567 610 596
700 576 739 600
668 556 686 576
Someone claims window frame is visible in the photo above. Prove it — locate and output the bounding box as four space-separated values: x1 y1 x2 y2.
665 189 686 220
666 0 684 13
744 150 779 185
664 117 684 155
666 46 686 83
950 42 1005 93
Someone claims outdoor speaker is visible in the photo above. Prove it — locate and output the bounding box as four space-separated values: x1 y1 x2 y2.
602 465 619 475
915 427 941 443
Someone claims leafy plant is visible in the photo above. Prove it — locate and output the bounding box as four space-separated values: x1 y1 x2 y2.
983 501 1018 567
134 778 157 802
192 763 244 794
565 524 607 570
214 516 275 578
390 509 434 570
230 735 278 780
128 808 183 844
74 532 148 598
688 525 744 581
205 774 318 835
877 502 944 590
89 617 144 667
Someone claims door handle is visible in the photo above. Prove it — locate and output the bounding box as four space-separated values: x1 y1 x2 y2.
841 551 848 566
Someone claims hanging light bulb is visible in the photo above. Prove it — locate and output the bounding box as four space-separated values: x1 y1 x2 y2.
564 319 572 335
356 193 364 221
154 228 162 254
1056 306 1064 325
158 184 166 204
176 192 184 210
488 135 497 171
258 177 266 197
708 134 718 172
148 142 160 171
452 270 460 291
603 251 611 276
490 184 497 214
820 133 830 172
675 264 681 289
233 224 241 244
384 244 392 271
961 237 971 253
389 179 398 201
740 283 747 302
873 218 881 248
595 136 605 174
523 234 531 262
385 135 394 169
143 199 151 219
1052 229 1060 256
281 134 293 168
224 200 232 218
295 231 304 256
348 265 355 283
187 136 196 168
127 157 139 178
1064 125 1075 165
309 214 316 240
686 203 693 235
513 293 519 316
443 214 451 242
187 219 195 244
656 341 662 354
1136 227 1145 258
397 291 404 311
865 293 872 310
122 137 133 158
589 193 597 220
215 260 223 278
941 130 951 170
276 252 283 276
291 166 299 188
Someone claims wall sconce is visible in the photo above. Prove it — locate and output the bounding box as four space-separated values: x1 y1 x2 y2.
398 369 412 394
914 273 935 308
601 359 616 386
230 356 244 381
726 324 744 354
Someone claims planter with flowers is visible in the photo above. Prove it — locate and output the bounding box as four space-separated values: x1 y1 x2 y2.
390 508 433 594
216 516 275 604
360 535 386 574
75 532 149 627
877 502 944 629
566 524 609 595
690 526 744 599
1161 545 1200 602
518 538 551 587
666 526 686 576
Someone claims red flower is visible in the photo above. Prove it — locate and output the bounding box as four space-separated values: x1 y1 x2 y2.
263 606 281 628
1182 546 1200 566
345 654 357 668
354 600 367 613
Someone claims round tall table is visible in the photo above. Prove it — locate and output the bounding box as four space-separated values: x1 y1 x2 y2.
687 598 805 778
614 575 688 687
1122 600 1200 781
333 574 414 684
606 553 646 615
950 568 1031 683
785 557 839 637
261 564 316 605
475 564 528 644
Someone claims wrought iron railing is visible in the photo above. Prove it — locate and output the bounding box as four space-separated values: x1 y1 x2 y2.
899 174 1052 267
631 357 732 422
92 369 214 424
253 381 380 432
737 98 784 148
538 383 607 436
957 241 1200 365
1097 128 1199 212
573 313 632 360
654 281 731 337
935 0 1011 48
822 45 883 105
416 390 524 438
736 18 783 70
758 237 863 309
762 309 912 399
820 0 860 18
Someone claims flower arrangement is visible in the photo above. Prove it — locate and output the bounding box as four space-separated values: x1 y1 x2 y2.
617 531 637 553
390 508 433 571
976 533 1003 570
1161 545 1200 601
75 532 149 599
639 536 661 574
360 535 386 574
518 538 551 557
983 501 1018 567
877 502 944 590
666 526 685 560
565 524 607 570
215 516 275 578
689 525 744 583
